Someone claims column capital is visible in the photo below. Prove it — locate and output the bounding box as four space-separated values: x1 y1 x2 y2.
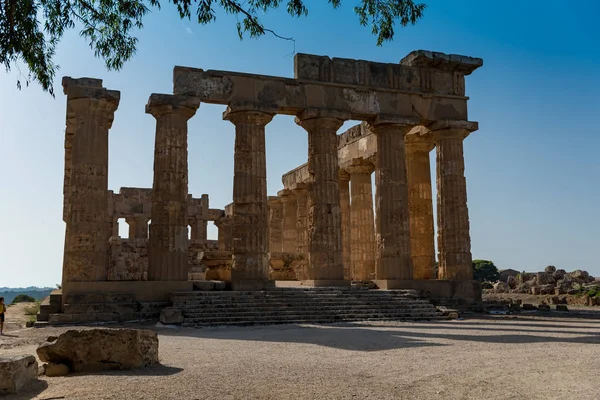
146 94 200 119
223 102 275 125
339 169 350 181
291 183 309 195
429 120 478 141
214 215 232 228
405 128 434 153
346 158 375 175
68 88 120 115
295 108 350 131
366 115 420 136
267 196 282 206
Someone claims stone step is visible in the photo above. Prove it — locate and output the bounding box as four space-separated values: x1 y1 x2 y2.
36 312 49 322
173 300 433 308
63 302 139 314
171 294 428 302
183 315 447 327
177 304 437 313
64 292 135 304
172 289 420 297
48 311 159 325
175 302 436 310
182 308 440 319
183 312 443 326
39 303 61 315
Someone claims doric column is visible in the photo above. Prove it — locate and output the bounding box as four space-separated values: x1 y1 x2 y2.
146 94 199 281
431 120 478 280
126 217 149 239
223 105 274 289
61 83 120 283
338 169 351 280
347 160 376 281
189 217 208 243
405 129 436 279
369 116 419 281
278 189 297 253
215 216 233 251
267 196 283 253
295 109 349 283
292 185 309 280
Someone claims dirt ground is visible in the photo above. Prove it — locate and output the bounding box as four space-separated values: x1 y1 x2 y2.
2 307 599 400
1 302 37 333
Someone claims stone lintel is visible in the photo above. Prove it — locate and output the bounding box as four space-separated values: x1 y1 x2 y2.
207 209 224 221
146 93 200 117
277 189 294 198
173 67 471 122
62 76 103 95
282 163 311 189
290 182 309 192
400 51 484 75
294 52 481 88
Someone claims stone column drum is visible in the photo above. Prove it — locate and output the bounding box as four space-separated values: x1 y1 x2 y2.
62 84 120 283
431 120 477 280
369 117 418 282
126 217 149 239
267 196 283 253
146 94 199 281
189 217 208 243
295 109 348 284
215 216 233 251
338 170 351 280
347 160 376 281
293 185 309 280
278 189 297 253
405 130 436 279
224 107 274 289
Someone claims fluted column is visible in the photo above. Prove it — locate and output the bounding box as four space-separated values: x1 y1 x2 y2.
293 185 309 280
126 217 149 239
189 217 207 243
369 116 419 281
295 109 349 283
347 160 376 281
405 130 435 279
215 216 233 251
146 94 199 281
268 196 283 253
278 189 297 253
431 120 478 280
338 170 351 280
62 84 120 283
224 106 274 289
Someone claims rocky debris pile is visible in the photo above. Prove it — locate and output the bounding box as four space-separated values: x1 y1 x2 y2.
488 267 598 298
0 355 38 394
36 328 159 376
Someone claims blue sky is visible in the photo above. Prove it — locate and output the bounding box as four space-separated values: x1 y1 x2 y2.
1 0 599 287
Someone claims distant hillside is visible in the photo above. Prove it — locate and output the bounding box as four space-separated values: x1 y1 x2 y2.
0 287 54 304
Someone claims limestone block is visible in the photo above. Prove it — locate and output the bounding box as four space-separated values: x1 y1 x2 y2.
44 362 70 377
193 281 215 291
37 329 159 372
0 355 38 394
556 304 569 312
160 308 184 325
553 269 567 280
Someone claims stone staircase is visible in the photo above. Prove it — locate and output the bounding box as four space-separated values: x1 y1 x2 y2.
170 288 445 327
44 292 169 325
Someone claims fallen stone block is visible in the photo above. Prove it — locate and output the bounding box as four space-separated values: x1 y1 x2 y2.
537 304 550 311
556 304 569 312
522 303 537 310
37 329 159 373
44 362 70 377
0 355 38 394
160 308 184 324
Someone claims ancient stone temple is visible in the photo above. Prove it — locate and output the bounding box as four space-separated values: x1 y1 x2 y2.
44 50 483 324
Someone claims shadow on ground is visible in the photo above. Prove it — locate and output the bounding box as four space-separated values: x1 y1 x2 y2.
4 379 48 400
153 317 600 351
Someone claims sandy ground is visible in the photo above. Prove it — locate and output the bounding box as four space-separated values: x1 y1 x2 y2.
2 308 600 400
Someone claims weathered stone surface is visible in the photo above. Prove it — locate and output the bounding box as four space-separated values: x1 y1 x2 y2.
37 329 159 372
296 110 346 281
44 362 70 377
405 129 435 279
146 94 199 281
545 265 557 274
556 304 569 312
160 308 184 324
553 269 567 280
338 170 351 280
0 355 38 394
431 120 478 280
225 108 273 289
493 281 509 293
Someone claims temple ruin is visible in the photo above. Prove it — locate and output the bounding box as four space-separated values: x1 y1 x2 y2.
41 50 484 324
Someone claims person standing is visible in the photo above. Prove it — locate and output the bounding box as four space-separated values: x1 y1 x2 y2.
0 297 6 335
